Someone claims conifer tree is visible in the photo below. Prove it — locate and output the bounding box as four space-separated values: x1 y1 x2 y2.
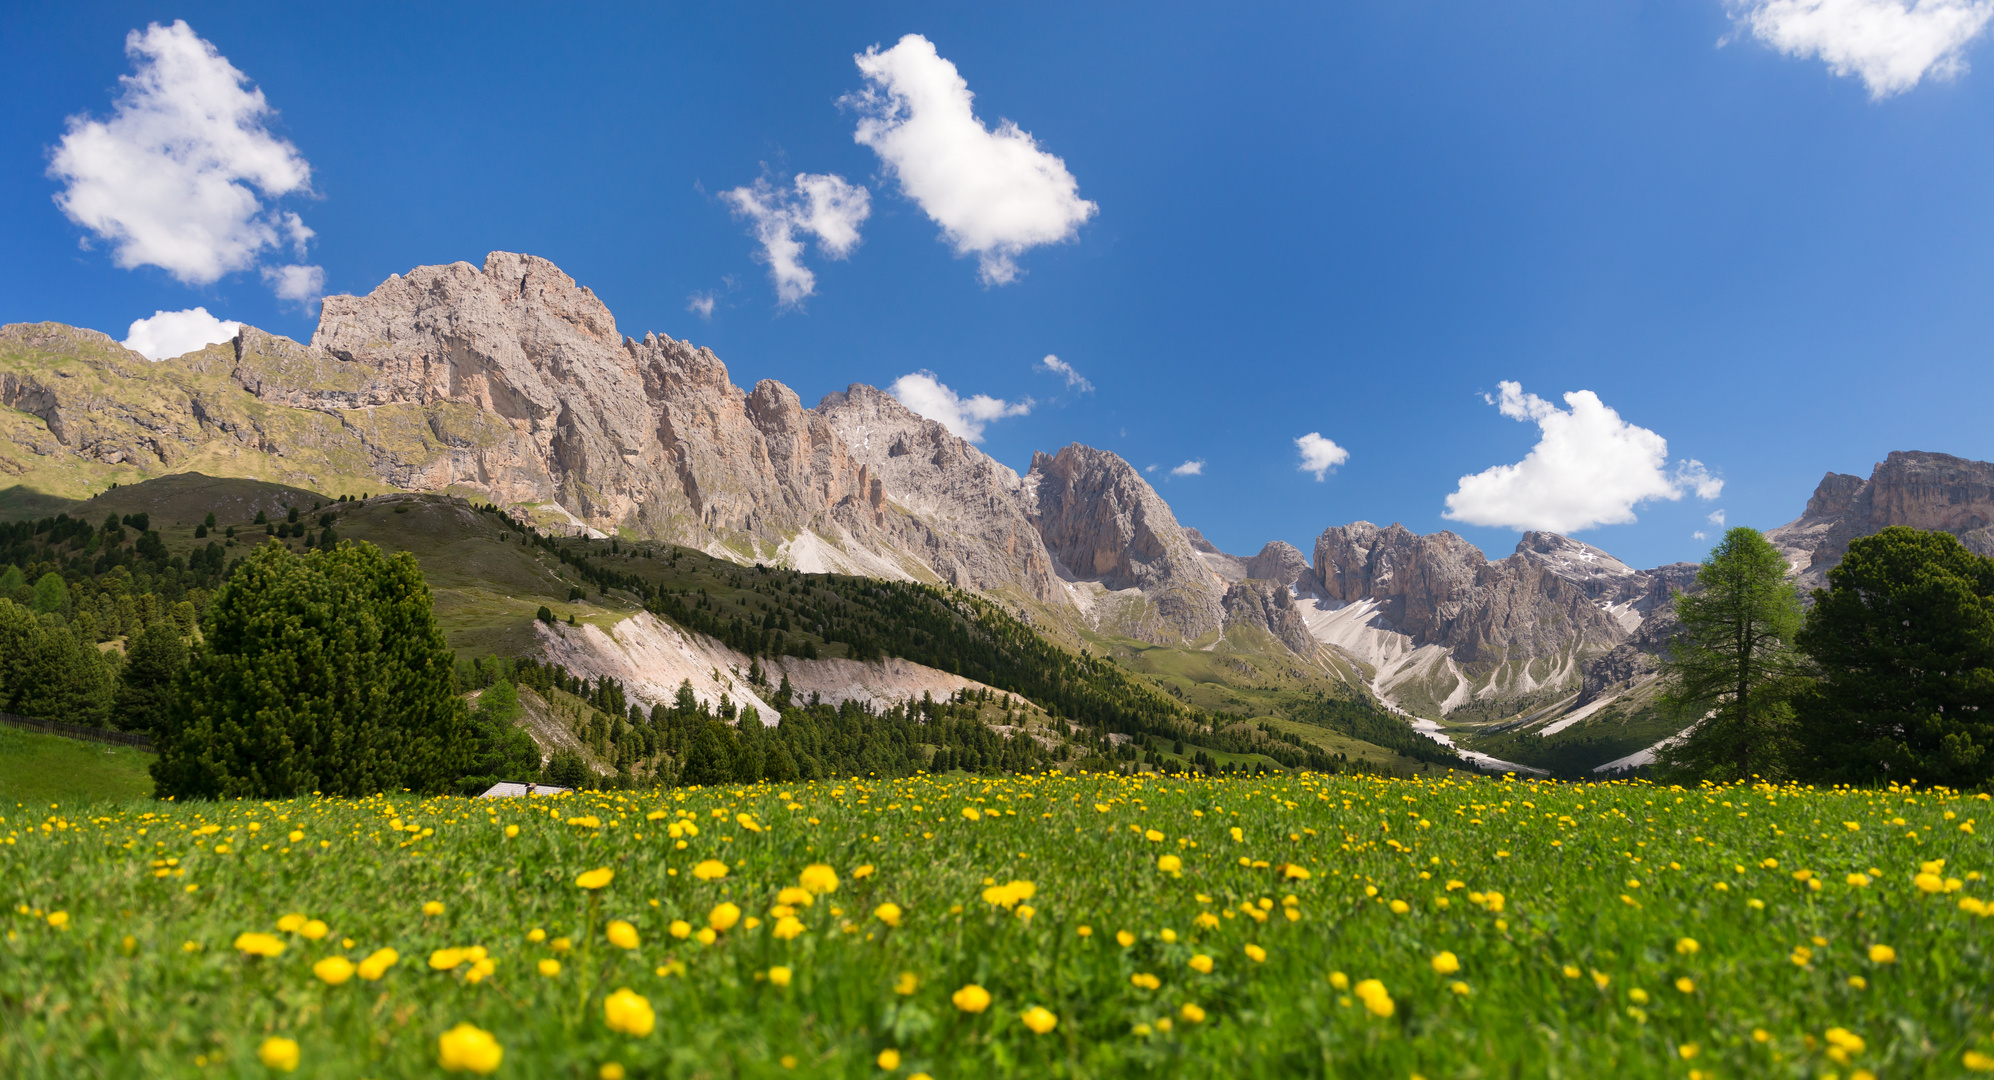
152 540 470 798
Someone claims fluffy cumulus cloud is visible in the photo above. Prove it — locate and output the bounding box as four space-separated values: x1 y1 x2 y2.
848 35 1097 284
1728 0 1994 97
1443 381 1723 534
1295 432 1351 481
686 292 716 320
1036 354 1093 393
1170 460 1206 477
887 371 1031 442
121 306 239 361
723 173 871 306
48 21 323 301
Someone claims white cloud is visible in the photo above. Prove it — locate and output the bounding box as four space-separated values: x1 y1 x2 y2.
1707 509 1728 527
1145 464 1159 473
1170 460 1205 477
887 371 1031 442
686 292 716 319
1728 0 1994 97
48 20 322 298
1295 432 1350 481
121 306 238 360
723 173 871 306
848 34 1097 284
1694 530 1709 541
261 263 324 308
1035 354 1093 393
1443 381 1723 533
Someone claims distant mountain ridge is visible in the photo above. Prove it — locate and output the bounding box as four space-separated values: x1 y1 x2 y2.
4 252 1988 729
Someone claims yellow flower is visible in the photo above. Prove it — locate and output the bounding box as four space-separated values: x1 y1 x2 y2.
1915 872 1945 893
952 983 992 1013
539 959 561 977
438 1022 504 1073
1117 930 1137 948
527 928 546 943
1847 872 1871 887
423 901 445 916
1629 988 1650 1005
505 825 519 838
1230 827 1244 842
895 971 920 995
258 1036 300 1072
710 902 742 932
287 830 304 843
778 886 815 907
874 903 903 927
1245 944 1268 963
1145 829 1166 842
234 932 285 958
46 911 70 930
1389 900 1410 915
668 920 692 939
693 859 729 881
1964 1050 1994 1071
1431 951 1461 975
1180 1002 1207 1023
1022 1006 1058 1034
1675 977 1695 994
600 1065 626 1080
603 988 656 1037
773 915 805 940
277 914 306 933
854 864 876 879
1592 970 1610 989
1675 938 1699 955
1077 925 1094 937
1863 942 1897 963
1284 864 1312 881
877 1048 902 1070
552 937 572 953
1825 1027 1865 1054
1678 1043 1699 1060
357 948 398 980
1354 980 1394 1017
696 927 717 945
1189 954 1214 974
300 920 328 941
607 921 639 950
1131 973 1162 989
769 965 793 986
1561 965 1581 979
1330 971 1350 991
576 867 615 890
313 956 355 985
1158 854 1183 873
800 864 840 895
429 948 465 971
962 807 981 822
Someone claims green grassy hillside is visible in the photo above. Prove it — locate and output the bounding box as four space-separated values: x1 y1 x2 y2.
0 725 155 804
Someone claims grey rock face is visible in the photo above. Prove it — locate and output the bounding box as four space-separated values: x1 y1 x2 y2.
1022 444 1226 642
1221 579 1318 656
1312 521 1627 667
1767 451 1994 589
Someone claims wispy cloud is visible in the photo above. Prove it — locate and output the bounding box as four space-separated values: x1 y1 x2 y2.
686 292 716 320
1170 459 1205 477
1035 354 1093 393
1707 509 1727 527
848 34 1096 284
887 371 1032 442
49 20 323 303
722 173 871 306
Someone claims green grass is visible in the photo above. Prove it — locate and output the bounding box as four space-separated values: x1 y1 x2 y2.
0 725 155 804
5 773 1991 1077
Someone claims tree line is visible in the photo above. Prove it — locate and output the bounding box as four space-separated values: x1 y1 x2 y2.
1658 525 1994 789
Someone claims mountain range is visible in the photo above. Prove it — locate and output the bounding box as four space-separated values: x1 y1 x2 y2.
7 251 1992 772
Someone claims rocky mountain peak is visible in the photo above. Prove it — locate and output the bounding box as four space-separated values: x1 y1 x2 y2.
1768 450 1994 587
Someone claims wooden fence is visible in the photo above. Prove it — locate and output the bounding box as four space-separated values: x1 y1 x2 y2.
0 713 155 750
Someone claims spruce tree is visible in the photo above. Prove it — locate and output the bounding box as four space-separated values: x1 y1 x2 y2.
151 540 470 798
115 620 186 732
1794 527 1994 787
1656 528 1808 782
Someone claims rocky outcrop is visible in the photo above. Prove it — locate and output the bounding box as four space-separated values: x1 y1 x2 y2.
1221 579 1317 656
1022 444 1225 642
1312 521 1628 668
1767 451 1994 589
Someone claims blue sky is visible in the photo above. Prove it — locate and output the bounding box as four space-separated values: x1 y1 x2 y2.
6 1 1994 571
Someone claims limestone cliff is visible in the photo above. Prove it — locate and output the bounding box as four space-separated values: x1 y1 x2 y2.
1767 451 1994 589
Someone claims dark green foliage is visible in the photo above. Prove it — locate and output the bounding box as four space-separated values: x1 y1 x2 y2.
114 621 186 732
1291 693 1459 767
1794 527 1994 787
31 573 67 615
456 679 543 795
537 606 555 626
679 720 736 786
1656 528 1808 783
0 599 116 728
541 752 590 789
151 540 470 799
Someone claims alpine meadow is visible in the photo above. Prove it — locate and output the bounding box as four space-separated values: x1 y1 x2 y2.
7 5 1994 1079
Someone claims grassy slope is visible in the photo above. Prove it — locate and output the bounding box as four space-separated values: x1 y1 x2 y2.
6 474 1434 772
0 726 155 804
